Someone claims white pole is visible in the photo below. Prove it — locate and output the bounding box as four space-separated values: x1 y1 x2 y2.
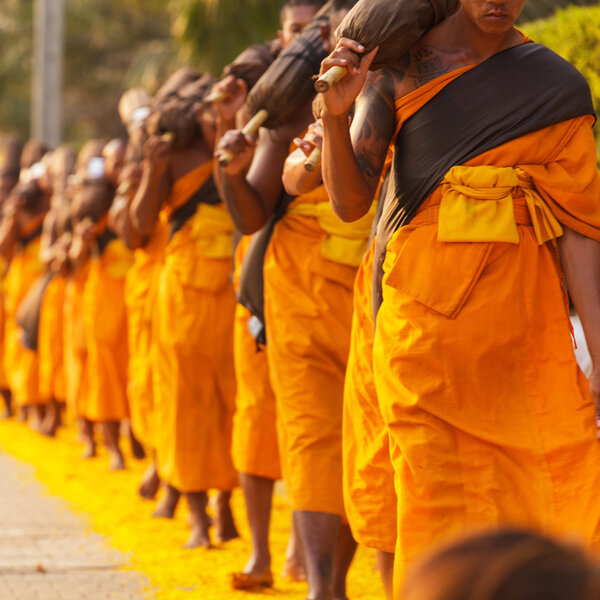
32 0 64 147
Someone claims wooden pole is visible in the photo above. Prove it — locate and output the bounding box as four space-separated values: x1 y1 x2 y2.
32 0 64 147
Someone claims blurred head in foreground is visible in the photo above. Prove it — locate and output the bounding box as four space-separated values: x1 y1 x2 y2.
400 528 600 600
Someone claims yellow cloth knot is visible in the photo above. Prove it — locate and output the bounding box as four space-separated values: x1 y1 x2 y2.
439 165 562 245
189 204 234 259
288 201 376 266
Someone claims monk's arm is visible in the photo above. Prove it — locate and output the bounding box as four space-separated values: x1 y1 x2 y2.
129 163 170 238
558 227 600 421
320 40 393 222
109 195 146 250
216 129 293 234
0 211 20 259
282 148 322 195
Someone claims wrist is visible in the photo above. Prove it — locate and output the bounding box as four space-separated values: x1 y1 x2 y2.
322 107 351 123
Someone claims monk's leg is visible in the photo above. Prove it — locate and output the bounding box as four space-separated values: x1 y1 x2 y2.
232 473 274 586
16 404 28 423
184 491 211 549
214 490 239 542
41 398 60 437
29 404 45 432
138 461 160 500
0 389 12 419
79 417 96 458
332 523 357 600
282 517 307 581
294 510 342 600
127 421 146 460
152 484 181 518
101 420 125 470
376 550 394 600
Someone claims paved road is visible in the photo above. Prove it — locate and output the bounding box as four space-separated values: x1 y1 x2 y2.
0 452 150 599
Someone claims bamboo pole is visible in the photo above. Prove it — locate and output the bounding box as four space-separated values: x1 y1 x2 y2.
314 65 348 93
303 148 322 172
218 109 269 167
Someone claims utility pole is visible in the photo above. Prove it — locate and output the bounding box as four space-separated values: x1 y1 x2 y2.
32 0 64 147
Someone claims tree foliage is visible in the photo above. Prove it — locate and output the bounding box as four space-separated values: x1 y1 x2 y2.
522 4 600 152
168 0 283 75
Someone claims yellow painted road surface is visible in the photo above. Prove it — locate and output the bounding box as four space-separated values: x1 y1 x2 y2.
0 419 383 599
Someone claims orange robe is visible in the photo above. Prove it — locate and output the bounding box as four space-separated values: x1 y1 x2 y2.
153 162 238 493
82 236 132 422
0 257 9 391
373 67 600 589
63 264 89 418
125 215 168 449
231 236 281 481
38 275 66 401
263 185 374 516
343 239 397 553
4 226 44 406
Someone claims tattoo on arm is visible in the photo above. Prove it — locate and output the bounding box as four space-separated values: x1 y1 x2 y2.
352 70 396 192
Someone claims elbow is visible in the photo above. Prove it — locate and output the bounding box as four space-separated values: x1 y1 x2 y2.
331 197 371 223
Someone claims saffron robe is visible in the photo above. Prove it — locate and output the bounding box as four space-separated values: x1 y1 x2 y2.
263 184 374 516
4 231 44 406
231 236 281 481
343 239 397 553
82 237 132 422
125 215 168 449
38 275 66 401
63 263 89 418
372 66 600 590
153 162 238 492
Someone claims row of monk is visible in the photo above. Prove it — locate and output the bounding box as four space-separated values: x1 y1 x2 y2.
2 0 600 598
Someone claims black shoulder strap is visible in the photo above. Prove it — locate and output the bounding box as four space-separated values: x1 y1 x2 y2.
372 42 596 318
168 175 221 241
236 191 294 344
96 228 117 255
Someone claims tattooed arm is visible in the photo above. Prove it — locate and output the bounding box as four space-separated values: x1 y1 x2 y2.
320 38 396 222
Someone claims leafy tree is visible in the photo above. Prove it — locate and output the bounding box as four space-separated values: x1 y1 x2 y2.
522 4 600 153
169 0 283 75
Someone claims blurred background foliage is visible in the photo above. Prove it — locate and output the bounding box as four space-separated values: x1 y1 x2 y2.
0 0 598 147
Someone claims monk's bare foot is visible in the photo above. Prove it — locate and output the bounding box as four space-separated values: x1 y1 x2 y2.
40 403 60 437
282 558 307 581
128 427 146 460
81 442 97 459
230 569 274 590
17 405 28 423
138 463 160 500
183 524 211 549
152 485 180 518
0 390 12 419
108 450 125 471
213 491 239 542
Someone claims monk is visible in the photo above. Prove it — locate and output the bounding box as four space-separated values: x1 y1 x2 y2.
108 131 167 500
211 0 324 588
130 73 239 548
0 135 23 418
0 172 48 429
215 13 373 598
70 144 133 471
320 0 600 594
37 147 76 436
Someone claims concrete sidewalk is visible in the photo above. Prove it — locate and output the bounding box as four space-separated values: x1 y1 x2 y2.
0 452 151 600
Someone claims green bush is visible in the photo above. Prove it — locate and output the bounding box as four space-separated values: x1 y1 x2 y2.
522 5 600 155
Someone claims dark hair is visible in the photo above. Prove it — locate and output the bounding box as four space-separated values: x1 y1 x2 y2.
280 0 326 21
401 528 600 600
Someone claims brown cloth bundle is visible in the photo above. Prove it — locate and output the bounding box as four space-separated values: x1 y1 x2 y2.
244 0 358 130
16 271 54 351
315 0 460 91
146 73 215 151
223 41 281 91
